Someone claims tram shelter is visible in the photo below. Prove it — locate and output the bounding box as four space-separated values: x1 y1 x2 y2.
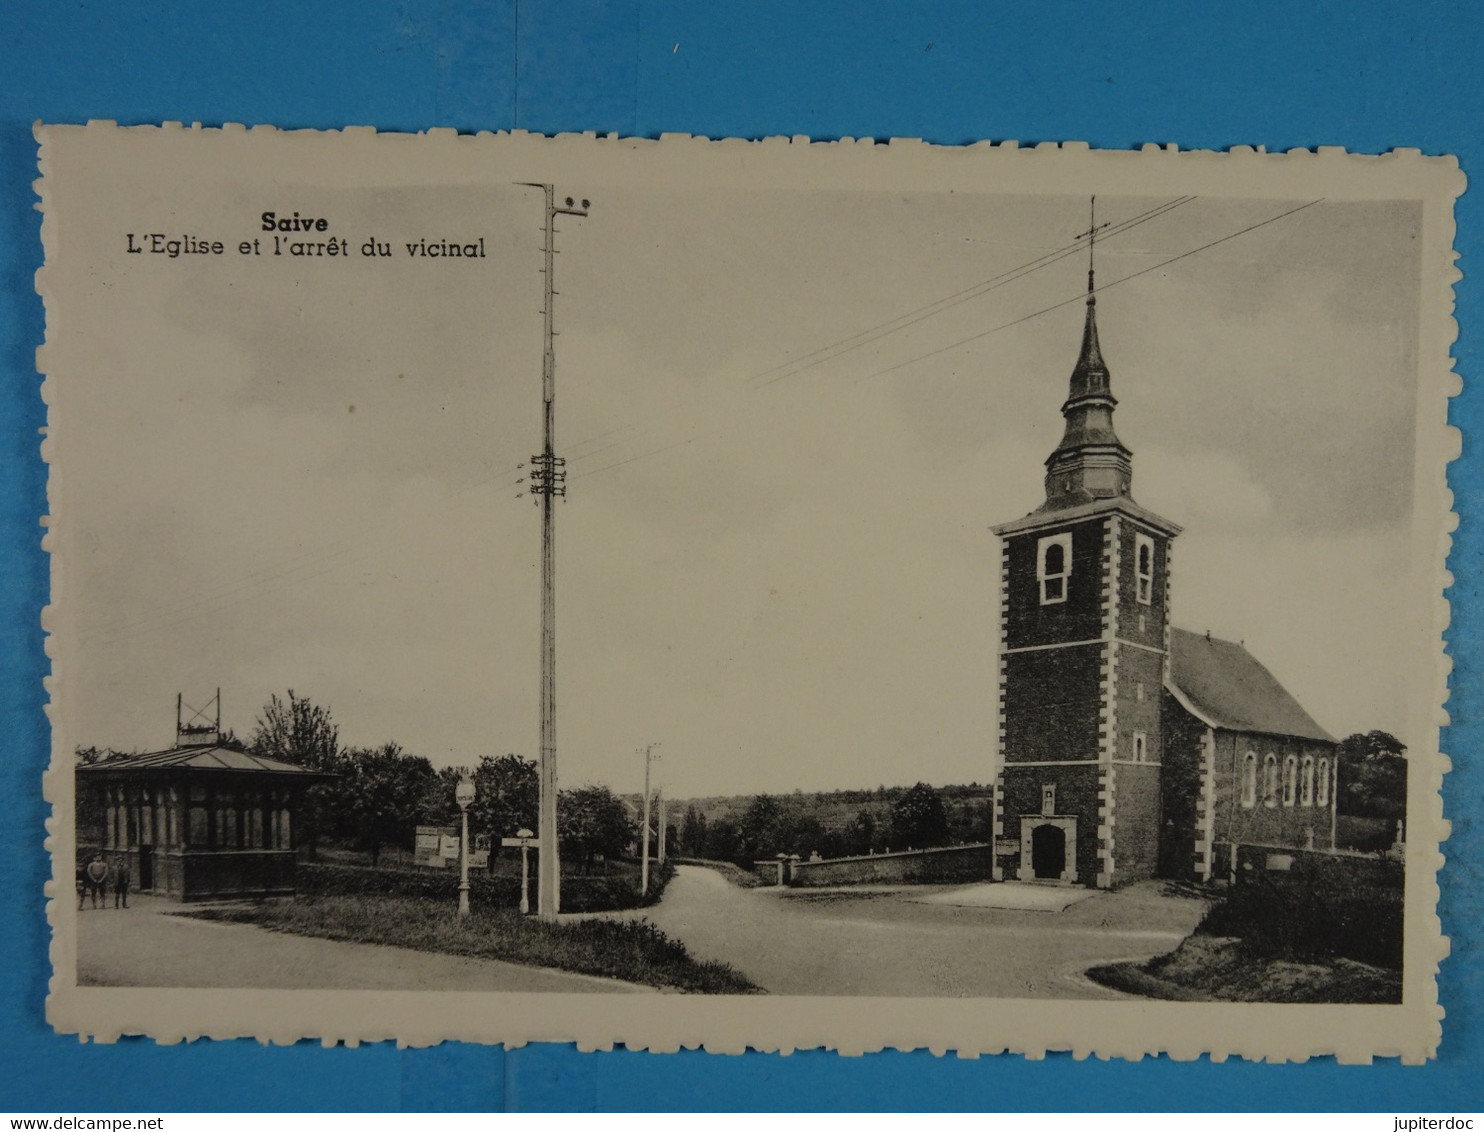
76 742 332 901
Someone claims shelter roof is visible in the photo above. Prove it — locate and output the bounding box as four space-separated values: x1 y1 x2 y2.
77 743 331 777
1166 627 1335 744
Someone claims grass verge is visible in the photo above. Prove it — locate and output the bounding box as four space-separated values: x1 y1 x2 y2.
182 895 758 994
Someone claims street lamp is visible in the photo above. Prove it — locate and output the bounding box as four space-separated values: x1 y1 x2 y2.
455 775 476 918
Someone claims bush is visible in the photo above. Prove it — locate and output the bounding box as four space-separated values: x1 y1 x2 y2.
1198 860 1403 970
298 860 674 913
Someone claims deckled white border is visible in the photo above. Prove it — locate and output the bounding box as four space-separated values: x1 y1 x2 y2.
35 123 1461 1061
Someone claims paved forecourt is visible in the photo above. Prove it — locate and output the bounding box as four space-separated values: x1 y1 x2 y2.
611 864 1207 998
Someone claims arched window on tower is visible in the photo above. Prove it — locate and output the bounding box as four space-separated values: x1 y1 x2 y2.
1037 532 1072 605
1282 755 1298 807
1241 752 1257 808
1317 757 1331 807
1263 755 1279 808
1135 532 1155 604
1301 755 1315 806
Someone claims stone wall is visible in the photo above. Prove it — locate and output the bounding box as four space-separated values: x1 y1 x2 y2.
765 843 994 887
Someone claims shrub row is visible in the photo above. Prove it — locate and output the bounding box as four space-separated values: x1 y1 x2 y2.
1199 863 1403 970
298 859 675 913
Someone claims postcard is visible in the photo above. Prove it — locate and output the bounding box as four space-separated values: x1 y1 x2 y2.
38 124 1459 1060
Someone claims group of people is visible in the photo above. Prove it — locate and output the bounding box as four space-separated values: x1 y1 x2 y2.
76 852 130 909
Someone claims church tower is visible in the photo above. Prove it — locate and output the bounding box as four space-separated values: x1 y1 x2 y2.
991 213 1181 888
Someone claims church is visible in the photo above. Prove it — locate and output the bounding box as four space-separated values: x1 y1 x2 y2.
990 257 1339 889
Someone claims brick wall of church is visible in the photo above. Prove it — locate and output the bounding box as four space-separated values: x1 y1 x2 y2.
1212 729 1338 854
1108 762 1162 884
1113 519 1169 653
1158 692 1208 880
1111 646 1164 764
1000 763 1104 884
1001 644 1104 763
1002 517 1109 649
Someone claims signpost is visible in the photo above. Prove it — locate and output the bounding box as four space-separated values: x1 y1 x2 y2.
415 825 457 868
502 829 539 915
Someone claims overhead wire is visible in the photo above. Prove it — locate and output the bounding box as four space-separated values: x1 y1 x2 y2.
864 198 1323 382
83 196 1316 649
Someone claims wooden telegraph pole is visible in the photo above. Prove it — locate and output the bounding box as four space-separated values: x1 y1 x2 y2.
519 184 589 921
639 742 660 895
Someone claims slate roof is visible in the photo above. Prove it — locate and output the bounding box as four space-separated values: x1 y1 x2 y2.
1166 627 1336 744
76 744 329 776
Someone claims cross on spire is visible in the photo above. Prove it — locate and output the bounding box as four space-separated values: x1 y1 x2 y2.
1039 195 1132 512
1075 194 1111 302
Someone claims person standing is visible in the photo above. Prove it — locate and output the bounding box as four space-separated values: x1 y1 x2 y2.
85 853 109 909
112 855 131 909
76 861 88 911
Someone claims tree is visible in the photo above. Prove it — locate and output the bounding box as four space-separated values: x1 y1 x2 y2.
737 794 789 862
558 785 634 872
707 817 742 864
249 691 341 856
1337 730 1408 823
842 810 876 857
421 765 465 828
334 743 438 865
890 782 950 849
469 753 540 846
250 690 340 769
790 815 829 859
679 804 708 857
947 795 993 844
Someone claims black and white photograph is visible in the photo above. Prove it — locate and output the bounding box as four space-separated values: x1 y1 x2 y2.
39 126 1457 1059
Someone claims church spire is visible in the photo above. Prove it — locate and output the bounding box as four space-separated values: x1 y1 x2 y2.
1041 197 1133 511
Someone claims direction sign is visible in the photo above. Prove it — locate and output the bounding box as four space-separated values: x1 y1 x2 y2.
501 836 539 848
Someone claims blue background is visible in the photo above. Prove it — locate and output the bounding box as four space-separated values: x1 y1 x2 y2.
3 0 1481 1112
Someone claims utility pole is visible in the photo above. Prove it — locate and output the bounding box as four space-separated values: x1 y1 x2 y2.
639 742 660 895
656 788 666 864
519 183 590 921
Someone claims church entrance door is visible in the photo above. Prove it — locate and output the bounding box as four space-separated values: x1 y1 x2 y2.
1031 823 1066 880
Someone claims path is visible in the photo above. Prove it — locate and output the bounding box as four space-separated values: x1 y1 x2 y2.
616 866 1207 997
76 895 650 993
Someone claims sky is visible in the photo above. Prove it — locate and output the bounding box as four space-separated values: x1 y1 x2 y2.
45 136 1436 799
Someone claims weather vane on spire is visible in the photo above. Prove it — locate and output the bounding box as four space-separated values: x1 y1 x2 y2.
1076 195 1110 303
